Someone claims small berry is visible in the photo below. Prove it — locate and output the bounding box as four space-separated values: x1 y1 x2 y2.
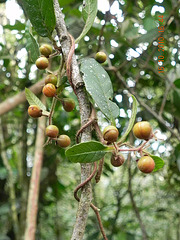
45 125 59 138
103 126 119 143
95 52 107 63
137 156 155 173
35 56 49 69
133 121 152 140
57 135 71 148
39 44 52 57
45 74 57 86
28 105 42 118
42 83 56 97
62 99 75 112
111 153 125 167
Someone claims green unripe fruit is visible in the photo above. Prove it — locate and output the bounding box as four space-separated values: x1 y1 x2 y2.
57 135 71 148
62 99 75 112
36 57 49 70
45 74 57 86
45 125 59 138
28 105 42 118
133 121 152 140
42 83 56 97
95 51 107 63
39 44 53 57
111 153 125 167
137 156 155 173
103 126 119 143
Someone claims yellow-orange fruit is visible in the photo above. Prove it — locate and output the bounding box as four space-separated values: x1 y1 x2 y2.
133 121 152 140
57 135 71 148
35 56 49 69
42 83 56 97
39 44 52 57
103 126 119 143
45 125 59 138
62 99 75 112
137 156 155 173
28 105 42 118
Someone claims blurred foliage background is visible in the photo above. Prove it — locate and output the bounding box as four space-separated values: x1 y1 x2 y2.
0 0 180 239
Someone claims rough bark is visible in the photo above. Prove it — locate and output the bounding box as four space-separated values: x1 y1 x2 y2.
53 1 92 239
24 95 46 240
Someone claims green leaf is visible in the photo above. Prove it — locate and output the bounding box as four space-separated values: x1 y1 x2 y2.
174 79 180 89
118 95 137 143
143 17 157 31
4 20 25 31
25 88 46 111
80 58 119 121
21 0 56 37
25 24 40 62
151 155 165 172
75 0 97 43
65 141 109 163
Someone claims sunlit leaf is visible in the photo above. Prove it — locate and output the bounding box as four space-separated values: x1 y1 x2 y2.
65 141 110 163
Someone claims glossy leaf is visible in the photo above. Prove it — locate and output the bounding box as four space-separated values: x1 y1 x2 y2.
80 58 119 121
21 0 55 37
25 88 46 111
118 95 137 143
75 0 97 43
151 155 165 172
65 141 109 163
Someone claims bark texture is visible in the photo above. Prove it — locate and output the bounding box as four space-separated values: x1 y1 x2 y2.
53 1 92 239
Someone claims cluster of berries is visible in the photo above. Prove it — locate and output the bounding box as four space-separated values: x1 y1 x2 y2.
102 121 155 173
27 44 76 148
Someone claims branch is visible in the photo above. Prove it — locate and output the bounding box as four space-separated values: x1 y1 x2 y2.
0 79 45 116
53 1 93 239
25 95 46 240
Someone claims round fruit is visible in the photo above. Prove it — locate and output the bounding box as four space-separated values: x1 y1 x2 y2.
42 83 56 97
137 156 155 173
133 121 152 140
62 99 75 112
103 126 119 143
45 125 59 138
95 52 107 63
45 74 57 86
57 135 71 148
39 44 52 57
28 105 42 118
111 153 125 167
35 57 49 70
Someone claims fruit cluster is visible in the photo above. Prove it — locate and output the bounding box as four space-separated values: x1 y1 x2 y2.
102 121 156 173
27 43 76 148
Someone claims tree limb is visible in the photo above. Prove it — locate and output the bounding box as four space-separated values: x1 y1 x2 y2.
24 95 46 240
0 79 45 116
